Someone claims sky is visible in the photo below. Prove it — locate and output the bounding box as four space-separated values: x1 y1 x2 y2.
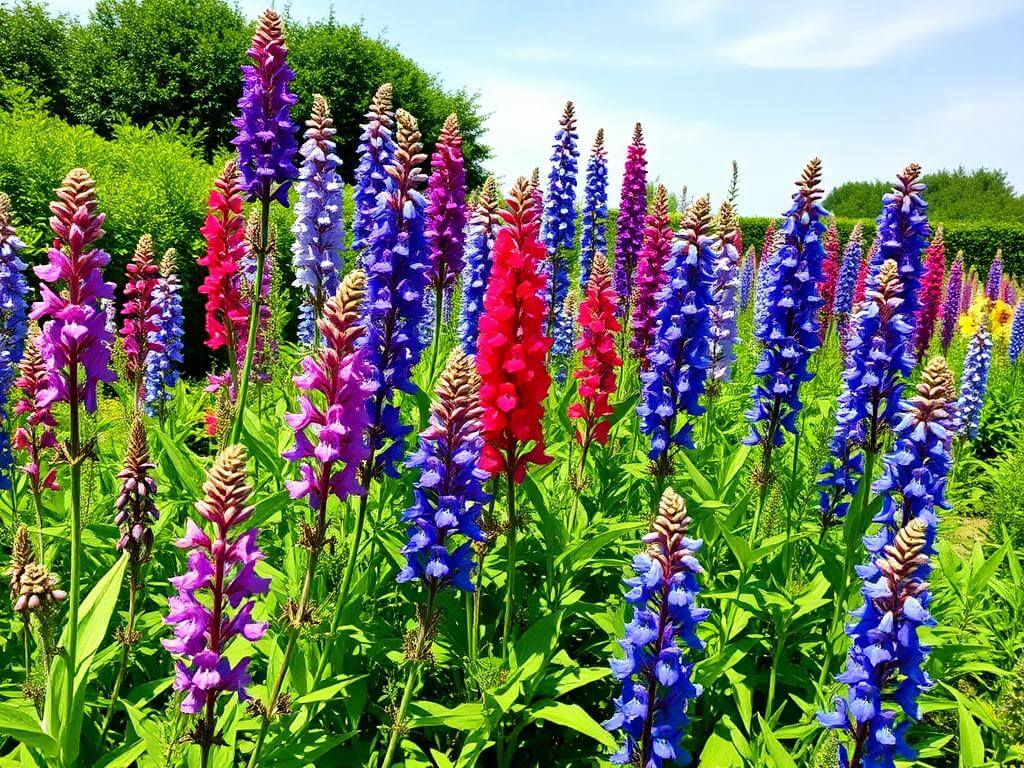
44 0 1024 215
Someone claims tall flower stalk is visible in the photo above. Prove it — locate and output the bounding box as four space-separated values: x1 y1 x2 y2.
579 128 608 288
819 218 840 334
876 165 930 341
230 8 298 443
144 249 185 417
291 94 344 345
353 84 396 260
603 488 709 768
381 349 488 768
1009 300 1024 365
30 167 116 736
120 234 162 407
630 185 672 367
834 223 863 331
739 246 755 311
957 323 993 440
477 177 552 657
707 199 741 392
986 249 1003 300
459 177 502 355
615 123 648 316
940 251 964 351
915 226 945 357
0 193 28 488
163 445 270 768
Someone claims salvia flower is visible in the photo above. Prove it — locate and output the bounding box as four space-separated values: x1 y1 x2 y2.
744 159 827 450
914 226 945 357
459 177 502 355
630 185 673 367
353 84 396 259
875 165 930 340
360 108 430 479
291 94 344 345
957 323 992 440
818 260 914 523
30 168 116 413
12 333 58 496
283 270 374 511
940 251 964 351
604 488 709 768
144 249 185 414
120 234 163 400
477 177 553 483
707 200 741 390
568 258 621 458
397 348 488 592
115 418 159 565
579 128 608 288
986 249 1003 301
231 9 298 207
425 113 468 296
739 246 755 311
614 123 648 308
819 218 840 331
8 526 65 614
834 223 863 325
639 196 716 470
163 445 270 716
0 194 29 485
199 161 249 357
818 518 935 768
1009 300 1024 364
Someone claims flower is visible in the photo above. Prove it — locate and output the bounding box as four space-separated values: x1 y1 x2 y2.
834 223 863 337
163 445 270 716
459 177 502 355
425 113 468 296
875 165 930 340
238 214 275 382
744 159 827 449
12 332 58 495
630 185 673 366
914 226 945 357
739 246 755 311
854 235 880 308
120 234 163 400
115 418 159 565
819 218 840 330
760 219 778 265
940 251 964 351
397 348 488 592
477 177 553 483
1009 301 1024 364
579 128 609 288
986 249 1003 301
30 168 116 413
360 108 430 479
614 123 648 308
568 258 621 454
818 518 935 768
283 270 374 511
604 488 709 768
291 94 345 345
145 249 185 414
0 194 29 486
8 526 65 614
231 9 298 207
818 260 914 524
198 160 249 356
707 200 741 389
957 323 992 440
352 84 396 259
639 196 716 469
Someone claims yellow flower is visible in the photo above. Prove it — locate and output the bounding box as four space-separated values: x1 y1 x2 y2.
990 300 1013 343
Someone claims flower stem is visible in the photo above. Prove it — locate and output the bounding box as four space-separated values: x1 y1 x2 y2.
500 467 517 662
230 196 271 445
100 564 139 743
65 358 81 744
428 285 443 383
782 428 802 580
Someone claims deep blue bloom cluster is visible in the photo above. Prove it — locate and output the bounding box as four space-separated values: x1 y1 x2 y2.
985 250 1003 300
834 224 863 319
818 260 913 523
638 197 715 466
738 246 755 311
1009 301 1024 364
744 160 827 449
708 203 741 387
957 325 992 440
360 109 430 478
604 489 709 768
0 195 28 486
353 84 396 261
144 253 185 415
291 95 344 345
578 129 608 289
397 349 488 592
458 178 502 355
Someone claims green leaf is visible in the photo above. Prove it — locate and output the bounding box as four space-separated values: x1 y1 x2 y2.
454 727 493 768
556 522 642 570
0 704 57 754
758 716 797 768
292 675 365 704
93 739 148 768
958 703 985 767
151 427 203 498
526 700 617 751
968 542 1007 595
405 702 486 731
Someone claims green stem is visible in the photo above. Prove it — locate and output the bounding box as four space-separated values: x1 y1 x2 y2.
22 616 31 680
230 196 270 445
500 468 517 663
428 285 443 383
66 359 82 746
100 565 139 742
782 429 802 581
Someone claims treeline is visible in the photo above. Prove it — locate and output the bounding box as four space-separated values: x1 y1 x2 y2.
0 0 491 186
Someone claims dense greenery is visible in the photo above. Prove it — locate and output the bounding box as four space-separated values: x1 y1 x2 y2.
0 0 491 186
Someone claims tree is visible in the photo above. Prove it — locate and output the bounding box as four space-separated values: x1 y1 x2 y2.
0 1 71 116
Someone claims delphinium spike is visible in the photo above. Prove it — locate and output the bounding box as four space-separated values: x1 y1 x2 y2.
833 223 863 335
707 199 742 392
914 226 945 357
120 234 163 407
957 322 993 440
579 128 609 289
739 246 755 311
353 84 396 262
819 218 840 335
940 251 964 351
614 123 648 317
630 184 673 367
459 176 503 355
1009 300 1024 365
986 249 1003 300
144 249 185 418
0 193 28 490
876 165 930 341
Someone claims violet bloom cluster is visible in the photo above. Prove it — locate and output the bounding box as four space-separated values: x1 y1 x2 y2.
638 197 715 469
284 270 374 511
361 109 430 479
604 489 709 768
579 128 608 288
164 445 270 715
231 9 298 207
291 95 344 345
144 250 185 415
31 168 116 413
397 349 488 592
707 201 741 388
744 160 827 449
957 325 992 440
834 223 863 321
1009 301 1024 364
353 84 396 261
459 178 502 355
738 247 755 311
940 252 964 351
0 195 28 483
985 250 1003 301
614 123 648 307
425 113 468 298
543 102 580 374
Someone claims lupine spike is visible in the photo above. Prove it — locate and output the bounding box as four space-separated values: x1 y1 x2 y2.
354 84 396 261
986 249 1003 301
121 234 163 401
819 218 840 331
707 199 742 390
1009 300 1024 364
914 226 945 356
459 177 503 354
115 418 159 566
144 249 185 414
425 113 468 294
614 123 648 309
957 323 993 439
0 193 29 488
940 251 964 351
630 184 672 365
579 128 608 288
739 246 755 311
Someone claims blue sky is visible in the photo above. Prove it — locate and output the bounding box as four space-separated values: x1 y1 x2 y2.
46 0 1024 214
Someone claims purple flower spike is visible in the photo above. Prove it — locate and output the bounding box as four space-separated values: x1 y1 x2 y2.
353 84 396 260
986 249 1003 301
425 114 469 295
614 123 648 311
940 251 964 351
